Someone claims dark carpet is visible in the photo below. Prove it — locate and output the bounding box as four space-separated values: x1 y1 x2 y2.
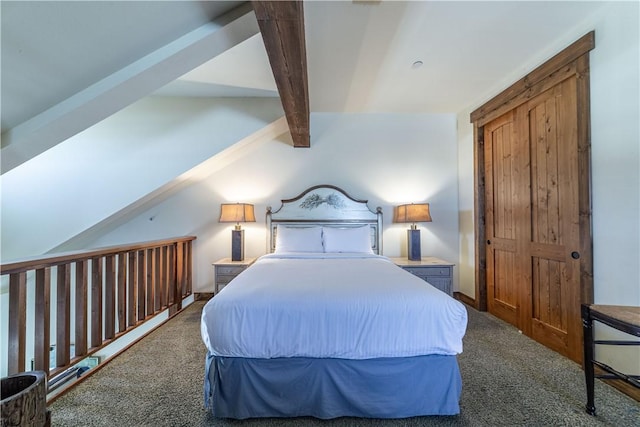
50 301 639 426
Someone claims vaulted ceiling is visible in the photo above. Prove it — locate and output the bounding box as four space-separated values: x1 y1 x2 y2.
1 1 607 173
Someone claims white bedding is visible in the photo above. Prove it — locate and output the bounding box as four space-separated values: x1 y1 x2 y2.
201 253 467 360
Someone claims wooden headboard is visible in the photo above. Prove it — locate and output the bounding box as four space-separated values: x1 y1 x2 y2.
266 185 383 254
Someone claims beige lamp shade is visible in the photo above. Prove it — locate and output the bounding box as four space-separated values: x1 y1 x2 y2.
219 203 256 225
393 203 432 225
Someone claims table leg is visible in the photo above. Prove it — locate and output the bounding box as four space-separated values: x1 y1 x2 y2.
582 304 596 416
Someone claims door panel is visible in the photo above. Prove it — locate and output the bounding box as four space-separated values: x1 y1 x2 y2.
484 113 519 326
526 77 581 361
484 76 583 362
490 250 518 322
532 257 569 339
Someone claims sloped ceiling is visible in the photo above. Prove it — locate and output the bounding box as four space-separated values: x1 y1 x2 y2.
1 1 278 173
1 0 606 171
1 1 249 132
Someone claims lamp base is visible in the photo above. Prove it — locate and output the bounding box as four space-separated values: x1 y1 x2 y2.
407 229 422 261
231 229 244 261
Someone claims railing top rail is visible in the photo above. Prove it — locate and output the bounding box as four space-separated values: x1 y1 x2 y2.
1 236 196 275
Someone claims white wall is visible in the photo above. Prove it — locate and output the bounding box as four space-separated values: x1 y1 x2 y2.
456 111 476 298
589 2 640 306
0 96 283 261
589 2 640 373
88 113 460 294
457 1 639 371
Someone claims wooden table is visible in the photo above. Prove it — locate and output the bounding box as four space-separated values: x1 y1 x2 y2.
581 304 640 415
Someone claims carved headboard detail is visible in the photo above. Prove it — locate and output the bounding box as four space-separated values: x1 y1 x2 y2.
266 185 383 254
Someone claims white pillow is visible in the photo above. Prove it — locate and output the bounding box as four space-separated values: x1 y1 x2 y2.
274 226 324 253
322 226 374 254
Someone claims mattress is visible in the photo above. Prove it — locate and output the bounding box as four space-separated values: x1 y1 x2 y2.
201 253 468 359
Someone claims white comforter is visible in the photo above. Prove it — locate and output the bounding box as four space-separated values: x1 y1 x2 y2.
201 253 468 359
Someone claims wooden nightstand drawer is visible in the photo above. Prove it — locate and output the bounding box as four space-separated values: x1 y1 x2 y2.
216 274 238 284
403 267 429 278
389 257 454 297
217 265 246 276
406 266 451 277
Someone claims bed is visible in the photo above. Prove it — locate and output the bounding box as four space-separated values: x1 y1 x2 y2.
201 185 468 419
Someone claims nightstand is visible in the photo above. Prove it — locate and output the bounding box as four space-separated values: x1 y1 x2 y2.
212 257 255 294
389 257 454 296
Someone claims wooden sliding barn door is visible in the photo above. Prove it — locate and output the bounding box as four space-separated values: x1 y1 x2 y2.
484 110 521 328
485 77 582 360
473 32 594 363
526 79 582 358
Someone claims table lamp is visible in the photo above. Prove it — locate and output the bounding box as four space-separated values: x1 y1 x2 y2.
394 203 432 261
219 203 255 261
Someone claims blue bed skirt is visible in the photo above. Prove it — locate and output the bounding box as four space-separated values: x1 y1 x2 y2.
204 353 462 419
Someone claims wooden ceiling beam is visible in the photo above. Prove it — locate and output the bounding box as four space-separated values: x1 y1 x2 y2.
252 1 310 147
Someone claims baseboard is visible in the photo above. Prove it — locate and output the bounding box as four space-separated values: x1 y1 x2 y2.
194 292 214 301
454 291 476 308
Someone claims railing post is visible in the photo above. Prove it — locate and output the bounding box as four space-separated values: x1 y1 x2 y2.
168 245 176 306
154 248 161 312
117 252 127 334
186 241 193 295
137 249 146 322
168 244 178 316
164 245 170 308
75 260 88 357
156 246 167 311
175 242 185 310
56 264 71 368
8 272 27 374
91 257 103 349
146 248 154 317
104 255 115 340
128 252 138 327
34 268 51 374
